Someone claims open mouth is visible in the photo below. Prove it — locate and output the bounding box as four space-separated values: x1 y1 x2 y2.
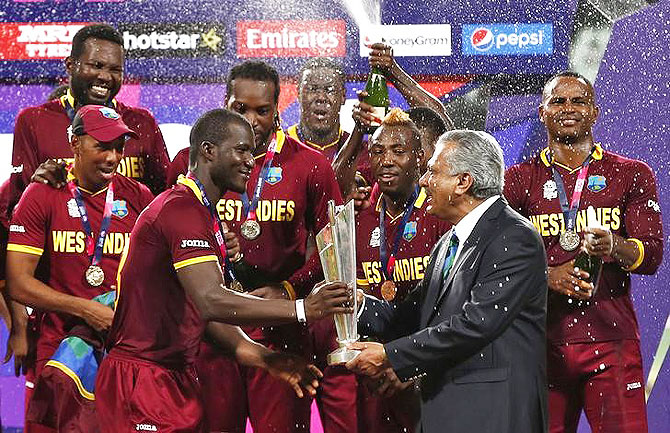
98 166 116 180
311 107 330 121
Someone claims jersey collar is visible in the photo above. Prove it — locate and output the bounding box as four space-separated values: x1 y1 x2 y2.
287 124 342 151
59 89 117 110
253 129 286 161
66 165 111 196
176 175 204 205
375 187 427 222
540 143 604 174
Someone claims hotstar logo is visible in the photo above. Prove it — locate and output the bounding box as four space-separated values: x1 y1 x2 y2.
200 28 222 52
118 23 225 58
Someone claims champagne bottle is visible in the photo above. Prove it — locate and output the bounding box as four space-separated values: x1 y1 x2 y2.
574 206 603 294
363 65 390 131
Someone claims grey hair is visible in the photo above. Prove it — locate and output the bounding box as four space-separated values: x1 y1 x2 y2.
438 130 505 199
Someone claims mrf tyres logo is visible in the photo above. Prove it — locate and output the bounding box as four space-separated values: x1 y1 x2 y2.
119 23 224 58
237 20 346 58
0 22 88 60
462 23 553 56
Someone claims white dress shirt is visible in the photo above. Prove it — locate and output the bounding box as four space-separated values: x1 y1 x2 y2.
450 195 501 265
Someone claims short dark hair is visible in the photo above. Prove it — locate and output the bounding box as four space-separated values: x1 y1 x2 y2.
408 107 449 138
297 58 345 88
189 109 251 166
226 61 280 104
544 71 595 99
548 70 593 87
70 24 123 59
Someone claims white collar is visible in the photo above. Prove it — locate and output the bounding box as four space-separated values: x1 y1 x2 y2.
453 195 501 247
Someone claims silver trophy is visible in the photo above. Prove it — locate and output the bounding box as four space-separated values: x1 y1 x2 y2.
316 200 360 365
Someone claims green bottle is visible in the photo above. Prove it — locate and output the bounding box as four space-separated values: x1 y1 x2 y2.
363 65 390 131
574 206 603 295
574 251 602 294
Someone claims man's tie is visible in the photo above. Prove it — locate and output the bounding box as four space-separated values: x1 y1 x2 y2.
441 232 460 280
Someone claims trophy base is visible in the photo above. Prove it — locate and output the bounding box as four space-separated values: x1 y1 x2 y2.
327 346 360 365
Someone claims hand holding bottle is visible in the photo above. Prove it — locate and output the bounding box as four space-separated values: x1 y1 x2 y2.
582 227 614 257
352 91 382 128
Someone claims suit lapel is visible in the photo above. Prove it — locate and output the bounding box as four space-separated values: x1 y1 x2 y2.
426 198 507 324
421 233 451 326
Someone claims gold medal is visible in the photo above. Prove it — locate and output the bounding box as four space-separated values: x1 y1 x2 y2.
85 265 105 287
241 219 261 240
229 280 244 293
559 229 580 251
380 280 397 301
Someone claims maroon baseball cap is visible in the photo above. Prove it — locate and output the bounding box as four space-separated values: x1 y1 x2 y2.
71 105 138 142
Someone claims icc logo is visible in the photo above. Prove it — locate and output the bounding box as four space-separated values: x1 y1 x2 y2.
471 27 494 51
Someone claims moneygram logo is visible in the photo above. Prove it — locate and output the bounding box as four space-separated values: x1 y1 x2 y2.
359 24 452 57
237 20 346 58
0 22 88 60
118 23 225 58
462 23 553 56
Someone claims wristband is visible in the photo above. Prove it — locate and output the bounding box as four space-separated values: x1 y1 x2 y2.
295 299 307 324
623 238 645 272
281 280 296 301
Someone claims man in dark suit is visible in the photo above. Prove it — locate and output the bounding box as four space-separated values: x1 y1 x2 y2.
346 130 548 433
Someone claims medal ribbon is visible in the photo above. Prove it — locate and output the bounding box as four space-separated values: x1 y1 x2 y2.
551 155 592 232
242 134 279 220
379 187 419 281
66 179 114 269
186 172 236 284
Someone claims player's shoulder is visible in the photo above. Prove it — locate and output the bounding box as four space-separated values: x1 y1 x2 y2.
283 134 331 164
356 200 380 225
16 182 66 213
113 174 153 200
22 182 61 201
16 100 63 121
116 101 158 124
601 148 654 174
174 147 189 161
153 184 205 220
507 151 545 173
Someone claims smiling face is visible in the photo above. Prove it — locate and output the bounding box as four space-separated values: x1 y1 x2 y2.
298 67 345 137
540 76 599 144
66 38 124 107
71 134 125 191
226 78 278 152
369 124 422 200
210 121 256 195
419 140 470 223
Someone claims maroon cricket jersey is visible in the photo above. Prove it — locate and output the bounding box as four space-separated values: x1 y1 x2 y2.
7 174 153 362
8 92 170 213
356 188 451 301
504 144 663 344
286 124 373 186
107 177 228 367
167 130 343 295
218 130 342 284
166 147 189 187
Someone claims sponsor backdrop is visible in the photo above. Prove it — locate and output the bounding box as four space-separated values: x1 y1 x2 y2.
0 1 668 433
0 0 574 79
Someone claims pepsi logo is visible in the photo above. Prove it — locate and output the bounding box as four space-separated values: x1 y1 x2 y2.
471 27 494 51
